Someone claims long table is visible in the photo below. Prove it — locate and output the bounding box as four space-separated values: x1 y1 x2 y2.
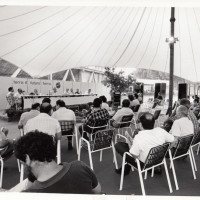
23 94 97 109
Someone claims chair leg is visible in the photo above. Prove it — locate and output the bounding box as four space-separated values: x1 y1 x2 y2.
136 160 146 196
188 150 196 180
119 154 126 191
197 144 200 155
75 133 79 155
17 159 21 172
190 147 197 171
88 144 94 170
169 150 179 190
78 138 82 161
151 167 154 177
0 159 3 188
163 158 173 193
112 141 118 169
100 150 103 162
20 164 24 183
57 140 61 164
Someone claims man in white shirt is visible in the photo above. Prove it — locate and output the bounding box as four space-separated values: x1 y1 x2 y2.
111 99 134 127
99 95 112 111
129 93 140 108
18 103 40 129
52 100 76 150
115 113 174 175
170 105 194 147
14 88 23 110
24 103 61 140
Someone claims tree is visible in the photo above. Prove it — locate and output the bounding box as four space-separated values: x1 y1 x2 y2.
102 67 136 93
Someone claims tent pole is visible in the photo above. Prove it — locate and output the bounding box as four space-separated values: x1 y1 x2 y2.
168 7 176 116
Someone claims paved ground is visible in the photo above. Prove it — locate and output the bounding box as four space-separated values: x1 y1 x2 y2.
0 116 200 196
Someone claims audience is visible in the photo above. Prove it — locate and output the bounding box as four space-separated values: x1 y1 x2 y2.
18 103 40 129
79 98 110 140
52 100 76 150
99 95 111 111
42 97 51 104
13 131 101 194
115 113 174 175
24 103 61 140
111 99 133 128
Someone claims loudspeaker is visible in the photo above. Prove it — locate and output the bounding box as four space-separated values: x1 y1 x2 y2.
178 83 188 100
154 83 166 99
134 82 144 103
113 92 121 107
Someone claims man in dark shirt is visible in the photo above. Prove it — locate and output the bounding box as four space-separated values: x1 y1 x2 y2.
14 131 101 194
79 98 110 139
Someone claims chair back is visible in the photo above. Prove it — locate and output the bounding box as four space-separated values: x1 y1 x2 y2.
59 120 75 136
153 110 161 120
143 143 170 170
87 119 109 134
192 131 200 146
133 104 140 112
118 114 134 128
173 134 194 158
91 129 114 151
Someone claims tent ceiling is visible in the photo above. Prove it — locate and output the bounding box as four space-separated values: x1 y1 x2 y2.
0 5 200 82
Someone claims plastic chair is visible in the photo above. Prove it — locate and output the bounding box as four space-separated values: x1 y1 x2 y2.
168 134 195 190
189 131 200 172
59 120 79 155
120 143 172 195
78 129 118 170
153 110 161 127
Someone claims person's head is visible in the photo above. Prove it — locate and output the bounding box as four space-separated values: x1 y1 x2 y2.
163 119 174 132
93 98 102 108
99 95 107 103
139 113 155 130
8 87 14 92
180 98 190 109
18 88 23 94
42 97 51 104
134 93 138 99
128 95 134 101
176 105 188 118
88 89 91 94
40 103 52 115
31 103 40 111
56 99 65 109
122 99 130 108
14 131 57 180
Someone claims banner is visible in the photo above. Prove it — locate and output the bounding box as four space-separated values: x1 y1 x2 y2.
52 80 64 95
12 78 28 93
63 81 73 94
40 80 52 95
27 79 41 95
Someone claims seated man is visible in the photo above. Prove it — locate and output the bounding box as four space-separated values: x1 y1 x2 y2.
18 103 40 130
170 98 199 135
170 105 194 148
115 113 174 175
52 100 76 150
79 98 110 139
24 103 61 140
111 99 133 128
0 127 14 159
13 131 102 194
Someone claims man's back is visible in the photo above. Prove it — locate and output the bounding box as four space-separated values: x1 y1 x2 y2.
52 107 76 121
19 110 40 128
24 113 60 136
171 117 194 137
130 127 174 163
24 161 98 194
112 107 133 124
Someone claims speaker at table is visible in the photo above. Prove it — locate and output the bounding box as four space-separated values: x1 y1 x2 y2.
154 83 166 99
178 83 188 100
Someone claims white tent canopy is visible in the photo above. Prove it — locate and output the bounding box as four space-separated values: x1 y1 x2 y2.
0 2 200 82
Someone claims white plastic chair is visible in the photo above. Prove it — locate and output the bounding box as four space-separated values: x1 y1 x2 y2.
168 134 195 190
78 129 118 170
119 143 172 195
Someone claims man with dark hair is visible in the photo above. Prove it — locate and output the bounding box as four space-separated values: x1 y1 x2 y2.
18 103 40 129
14 88 24 110
6 87 15 108
111 99 133 127
42 97 51 104
170 98 199 135
13 131 101 194
99 95 111 111
79 98 110 139
115 113 174 175
52 100 76 150
24 103 61 139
